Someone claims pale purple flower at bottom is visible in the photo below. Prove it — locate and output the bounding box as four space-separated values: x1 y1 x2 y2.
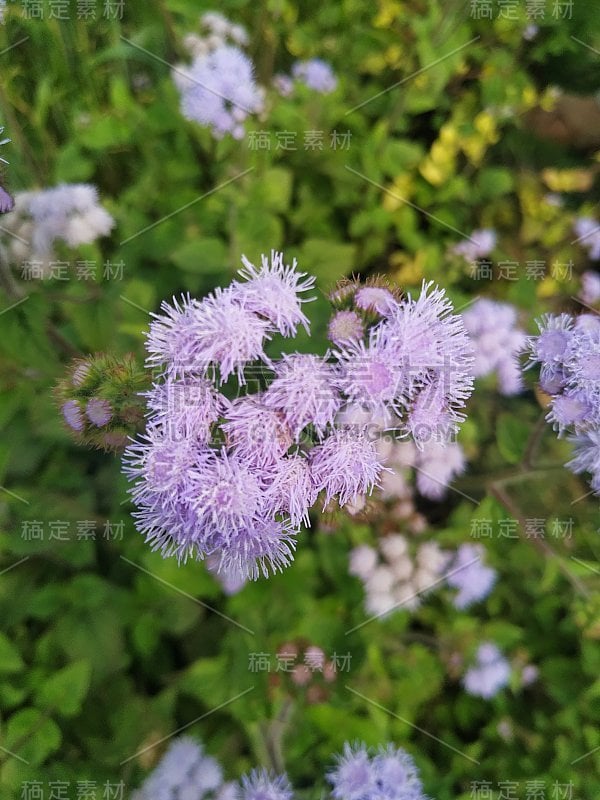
240 769 293 800
327 742 427 800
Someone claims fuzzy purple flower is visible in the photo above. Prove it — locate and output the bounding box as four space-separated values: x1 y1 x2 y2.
175 44 265 139
146 289 272 383
327 742 427 800
567 429 600 493
574 216 600 261
446 543 496 609
264 353 342 440
233 250 315 336
264 454 317 526
240 769 293 800
292 59 337 93
462 299 527 395
376 281 474 442
310 426 384 508
452 228 497 261
222 396 292 466
144 376 225 443
463 643 511 699
354 286 396 315
579 271 600 305
131 737 223 800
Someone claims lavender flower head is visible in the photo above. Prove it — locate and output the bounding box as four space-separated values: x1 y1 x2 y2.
574 216 600 261
579 271 600 305
327 742 427 800
452 228 497 262
233 250 315 336
463 643 511 699
240 769 293 800
175 44 265 139
1 183 114 260
446 543 496 609
328 310 365 345
131 736 223 800
0 186 14 214
462 299 527 395
292 59 337 93
527 313 600 463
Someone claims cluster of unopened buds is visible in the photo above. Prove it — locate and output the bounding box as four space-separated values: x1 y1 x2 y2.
119 250 474 582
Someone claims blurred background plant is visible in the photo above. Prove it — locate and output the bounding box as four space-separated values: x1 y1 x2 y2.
0 1 600 798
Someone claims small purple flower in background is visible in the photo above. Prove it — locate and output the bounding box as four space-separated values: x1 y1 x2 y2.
463 642 511 699
527 311 600 492
452 228 497 261
0 183 114 261
462 299 527 395
62 400 84 432
574 216 600 261
85 398 112 427
175 44 265 139
240 769 293 800
579 270 600 305
413 439 466 500
327 741 428 800
292 58 337 93
273 73 294 97
446 543 496 609
131 737 223 800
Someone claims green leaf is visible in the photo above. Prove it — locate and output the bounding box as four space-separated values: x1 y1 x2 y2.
297 238 356 284
35 660 92 717
0 633 24 674
496 413 529 464
171 237 227 274
3 709 61 766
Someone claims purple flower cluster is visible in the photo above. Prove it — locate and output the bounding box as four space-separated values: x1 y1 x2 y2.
462 299 527 396
131 737 223 800
527 312 600 492
463 643 511 699
133 737 434 800
174 44 265 139
327 742 428 800
332 281 474 445
125 255 475 580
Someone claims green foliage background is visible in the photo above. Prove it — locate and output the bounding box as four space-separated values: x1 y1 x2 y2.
1 0 600 796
